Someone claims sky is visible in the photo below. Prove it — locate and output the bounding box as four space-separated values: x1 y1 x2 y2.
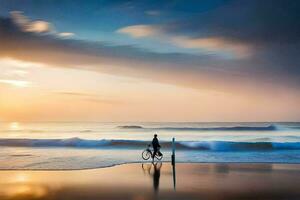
0 0 299 122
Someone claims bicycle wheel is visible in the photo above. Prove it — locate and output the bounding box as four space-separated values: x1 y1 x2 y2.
155 153 163 160
142 150 151 160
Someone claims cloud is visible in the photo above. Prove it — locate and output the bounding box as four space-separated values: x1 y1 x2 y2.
3 69 28 77
0 0 298 121
0 57 43 69
171 36 252 58
117 25 159 38
117 24 252 58
0 10 299 98
26 20 51 33
10 11 75 37
158 0 300 46
55 92 99 98
10 11 53 33
58 32 75 38
115 0 300 84
0 79 31 88
55 92 123 104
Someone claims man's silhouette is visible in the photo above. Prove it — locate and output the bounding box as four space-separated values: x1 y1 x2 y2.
152 134 160 160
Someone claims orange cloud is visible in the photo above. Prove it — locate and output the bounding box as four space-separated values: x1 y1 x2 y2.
117 25 160 38
10 11 74 36
26 20 51 33
10 11 52 33
171 36 252 58
117 25 252 58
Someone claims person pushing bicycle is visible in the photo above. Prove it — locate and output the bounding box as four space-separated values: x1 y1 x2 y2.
152 134 161 160
141 134 163 161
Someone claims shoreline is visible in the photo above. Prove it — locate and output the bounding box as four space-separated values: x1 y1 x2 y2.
0 161 300 171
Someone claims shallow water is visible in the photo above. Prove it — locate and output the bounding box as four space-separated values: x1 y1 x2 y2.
0 122 300 169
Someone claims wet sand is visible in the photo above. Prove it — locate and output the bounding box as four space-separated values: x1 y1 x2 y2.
0 163 300 200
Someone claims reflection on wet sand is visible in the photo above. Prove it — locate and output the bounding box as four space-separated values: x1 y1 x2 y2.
0 163 300 200
142 162 162 192
213 163 274 173
2 184 49 199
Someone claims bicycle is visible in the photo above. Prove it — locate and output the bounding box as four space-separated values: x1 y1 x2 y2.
142 145 163 160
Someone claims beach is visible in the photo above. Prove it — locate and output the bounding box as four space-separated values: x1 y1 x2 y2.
1 122 300 199
0 163 300 200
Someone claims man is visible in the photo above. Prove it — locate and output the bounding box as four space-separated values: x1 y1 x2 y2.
152 134 161 159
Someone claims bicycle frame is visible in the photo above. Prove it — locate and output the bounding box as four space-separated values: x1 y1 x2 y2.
142 145 163 161
147 147 161 158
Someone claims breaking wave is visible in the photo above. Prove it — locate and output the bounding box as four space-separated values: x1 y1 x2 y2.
117 125 144 129
0 138 300 151
117 125 277 131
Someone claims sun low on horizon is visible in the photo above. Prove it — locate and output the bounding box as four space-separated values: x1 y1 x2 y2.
0 0 300 122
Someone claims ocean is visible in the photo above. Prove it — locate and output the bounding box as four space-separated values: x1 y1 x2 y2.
0 122 300 169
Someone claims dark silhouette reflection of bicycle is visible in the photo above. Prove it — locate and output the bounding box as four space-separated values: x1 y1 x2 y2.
142 162 162 193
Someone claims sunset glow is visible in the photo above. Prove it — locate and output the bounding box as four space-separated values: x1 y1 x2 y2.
0 1 299 122
0 2 300 200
